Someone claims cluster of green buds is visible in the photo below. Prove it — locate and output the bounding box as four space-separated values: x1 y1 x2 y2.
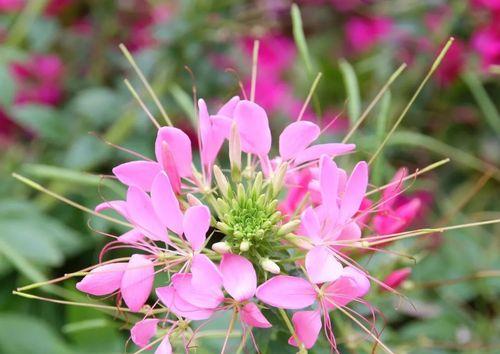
204 123 301 273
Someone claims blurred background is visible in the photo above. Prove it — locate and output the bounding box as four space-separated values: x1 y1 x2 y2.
0 1 499 353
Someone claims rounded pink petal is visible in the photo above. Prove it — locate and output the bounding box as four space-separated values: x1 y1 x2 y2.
382 267 412 290
233 100 272 155
155 335 172 354
305 246 343 284
155 127 192 177
279 121 320 160
198 99 227 167
76 263 127 296
113 161 161 192
319 155 340 218
288 310 322 349
240 302 272 328
339 161 368 222
300 207 322 245
126 187 168 242
324 266 370 308
256 275 316 309
156 286 214 320
151 172 183 236
172 273 223 309
294 143 356 165
131 319 159 348
220 254 257 301
217 96 240 117
191 254 223 290
183 205 210 252
121 254 155 312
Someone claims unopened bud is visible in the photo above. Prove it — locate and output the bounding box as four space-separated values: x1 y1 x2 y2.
240 240 251 252
213 165 230 198
229 121 241 181
272 162 289 196
261 258 280 274
186 193 202 206
277 220 301 236
252 172 263 196
284 234 312 250
216 222 232 234
212 242 231 254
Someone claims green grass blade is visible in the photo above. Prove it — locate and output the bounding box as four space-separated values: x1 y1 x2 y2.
339 59 361 126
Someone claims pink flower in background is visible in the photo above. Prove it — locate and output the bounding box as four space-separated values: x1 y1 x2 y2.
382 267 412 290
0 0 23 11
44 0 71 16
372 169 422 236
471 0 500 11
435 39 466 85
345 16 392 54
10 54 64 106
472 18 500 69
329 0 365 12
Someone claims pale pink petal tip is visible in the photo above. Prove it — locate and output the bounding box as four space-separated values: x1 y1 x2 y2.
76 263 127 296
131 319 159 348
240 302 272 328
220 254 257 301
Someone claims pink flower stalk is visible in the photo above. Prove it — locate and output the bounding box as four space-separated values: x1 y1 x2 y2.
256 265 370 348
10 54 64 106
345 16 392 54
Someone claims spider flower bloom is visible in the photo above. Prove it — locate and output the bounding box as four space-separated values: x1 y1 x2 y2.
74 91 422 352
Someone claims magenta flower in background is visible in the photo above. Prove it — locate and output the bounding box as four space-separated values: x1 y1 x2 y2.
435 39 466 85
345 16 392 54
0 0 23 12
472 18 500 70
10 54 64 106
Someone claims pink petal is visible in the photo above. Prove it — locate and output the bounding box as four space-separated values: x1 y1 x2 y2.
256 276 316 309
279 121 320 160
220 254 257 301
118 229 144 244
121 254 155 312
191 254 223 290
294 143 356 165
126 187 168 242
198 99 228 167
217 96 240 117
382 168 408 205
335 222 362 243
76 263 127 296
155 336 172 354
183 205 210 252
300 207 322 244
288 310 322 349
95 200 128 219
233 100 272 155
319 155 340 218
305 246 343 284
324 266 370 308
113 161 161 192
131 319 159 348
156 286 214 320
382 267 412 290
155 127 192 177
151 172 183 236
172 273 223 309
240 302 272 328
339 161 368 222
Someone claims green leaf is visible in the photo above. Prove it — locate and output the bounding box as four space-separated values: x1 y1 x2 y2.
63 135 109 170
10 104 66 143
0 64 15 107
0 314 71 354
339 59 361 125
291 4 314 75
69 88 126 128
